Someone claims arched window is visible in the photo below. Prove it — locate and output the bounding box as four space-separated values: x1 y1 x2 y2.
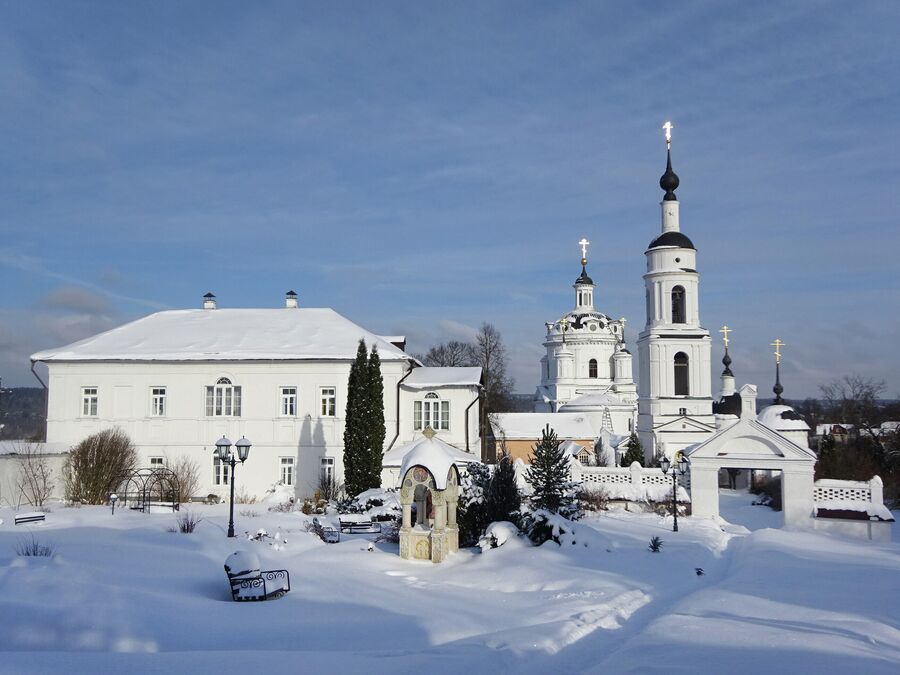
672 286 686 324
588 359 598 378
672 286 686 321
674 352 689 396
415 392 450 431
206 377 242 416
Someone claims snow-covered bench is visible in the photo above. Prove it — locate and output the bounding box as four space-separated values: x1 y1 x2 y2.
15 512 46 526
224 551 290 602
339 518 380 534
312 517 340 543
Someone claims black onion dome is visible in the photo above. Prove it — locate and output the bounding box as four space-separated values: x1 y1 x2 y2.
575 264 593 285
722 350 733 377
660 147 679 201
648 231 695 250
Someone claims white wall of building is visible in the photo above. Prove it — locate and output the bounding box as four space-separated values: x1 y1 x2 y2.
44 359 410 500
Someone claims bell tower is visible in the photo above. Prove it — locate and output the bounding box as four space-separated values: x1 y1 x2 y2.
636 123 715 460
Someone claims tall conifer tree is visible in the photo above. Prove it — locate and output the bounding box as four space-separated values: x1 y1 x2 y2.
343 339 370 497
486 450 521 524
364 344 386 489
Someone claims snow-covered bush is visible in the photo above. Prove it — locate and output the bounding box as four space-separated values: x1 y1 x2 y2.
375 520 400 544
751 476 782 511
577 486 609 512
263 482 296 512
522 510 612 548
345 488 400 521
477 521 519 551
457 461 491 547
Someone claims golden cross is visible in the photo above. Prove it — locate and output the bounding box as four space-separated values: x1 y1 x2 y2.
719 325 732 348
771 338 785 364
578 238 590 260
559 317 570 332
662 121 673 147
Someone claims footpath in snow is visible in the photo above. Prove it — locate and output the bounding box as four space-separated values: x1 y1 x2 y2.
0 491 897 674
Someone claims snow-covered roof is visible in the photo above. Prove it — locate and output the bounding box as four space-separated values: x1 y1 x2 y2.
30 308 413 363
757 405 810 432
816 423 855 435
560 440 590 457
490 413 596 440
390 434 479 489
402 367 482 389
0 441 70 456
559 391 626 411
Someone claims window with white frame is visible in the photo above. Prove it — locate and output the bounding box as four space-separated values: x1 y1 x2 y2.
321 457 334 483
414 392 450 431
280 387 297 416
149 456 165 468
213 457 230 485
81 387 98 416
280 457 295 486
206 377 241 417
151 387 166 416
320 387 336 417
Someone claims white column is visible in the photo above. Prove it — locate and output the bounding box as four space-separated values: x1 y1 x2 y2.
689 466 720 519
781 469 815 528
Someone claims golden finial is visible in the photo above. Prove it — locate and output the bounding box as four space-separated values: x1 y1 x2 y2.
719 325 732 348
662 120 673 148
770 338 785 364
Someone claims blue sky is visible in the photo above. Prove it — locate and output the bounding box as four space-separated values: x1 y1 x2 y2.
1 1 898 398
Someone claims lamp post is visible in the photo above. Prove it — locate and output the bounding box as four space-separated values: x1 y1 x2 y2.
659 454 688 532
215 435 252 538
110 493 118 515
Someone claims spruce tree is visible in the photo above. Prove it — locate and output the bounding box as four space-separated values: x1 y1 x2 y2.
621 433 644 467
486 450 521 525
525 425 574 513
343 339 370 497
364 344 386 490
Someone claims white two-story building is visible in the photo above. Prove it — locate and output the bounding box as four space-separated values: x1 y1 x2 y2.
31 292 481 501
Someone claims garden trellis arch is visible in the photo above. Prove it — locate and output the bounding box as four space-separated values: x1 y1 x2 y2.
115 467 179 513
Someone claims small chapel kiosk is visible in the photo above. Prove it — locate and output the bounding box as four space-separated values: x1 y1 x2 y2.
395 427 477 563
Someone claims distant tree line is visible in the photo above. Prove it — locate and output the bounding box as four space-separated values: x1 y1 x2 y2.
0 387 47 441
792 375 900 505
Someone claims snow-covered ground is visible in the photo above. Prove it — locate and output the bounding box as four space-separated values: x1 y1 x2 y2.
0 492 897 674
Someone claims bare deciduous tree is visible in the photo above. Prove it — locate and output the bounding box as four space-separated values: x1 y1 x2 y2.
64 428 137 504
820 375 886 449
417 340 477 367
168 456 201 503
474 322 514 417
14 441 55 507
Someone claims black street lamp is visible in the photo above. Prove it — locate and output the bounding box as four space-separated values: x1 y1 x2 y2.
659 454 688 532
215 435 252 538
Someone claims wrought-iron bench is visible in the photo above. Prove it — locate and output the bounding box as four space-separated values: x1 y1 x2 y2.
339 518 380 534
15 512 46 526
224 551 290 602
312 517 340 543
